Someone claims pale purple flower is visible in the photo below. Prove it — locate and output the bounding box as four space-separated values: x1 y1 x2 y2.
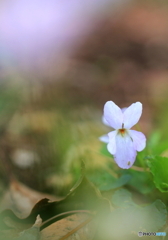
100 101 146 169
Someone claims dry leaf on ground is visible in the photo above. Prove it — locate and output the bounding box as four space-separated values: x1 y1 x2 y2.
0 179 60 218
41 213 96 240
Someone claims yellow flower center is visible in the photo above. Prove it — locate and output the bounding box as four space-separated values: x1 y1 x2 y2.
118 128 126 136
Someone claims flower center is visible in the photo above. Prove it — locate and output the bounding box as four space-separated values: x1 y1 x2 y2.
118 128 126 136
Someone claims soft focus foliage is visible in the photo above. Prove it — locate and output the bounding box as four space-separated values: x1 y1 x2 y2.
1 0 168 239
147 156 168 192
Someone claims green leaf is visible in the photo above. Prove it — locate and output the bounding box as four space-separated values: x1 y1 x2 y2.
87 168 131 191
147 155 168 192
13 225 41 240
124 169 154 194
111 189 135 207
109 200 166 236
99 174 131 191
0 176 111 232
99 189 167 239
86 169 116 189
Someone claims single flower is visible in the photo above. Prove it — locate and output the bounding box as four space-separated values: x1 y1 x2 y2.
100 101 146 169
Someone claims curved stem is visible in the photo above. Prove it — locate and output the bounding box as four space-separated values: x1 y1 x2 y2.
40 210 94 231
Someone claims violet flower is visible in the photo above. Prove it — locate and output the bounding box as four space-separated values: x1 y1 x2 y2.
100 101 146 169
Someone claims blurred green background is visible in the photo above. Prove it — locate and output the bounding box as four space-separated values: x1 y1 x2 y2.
0 0 168 210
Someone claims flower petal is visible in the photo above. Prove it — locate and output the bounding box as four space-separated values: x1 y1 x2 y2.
121 107 127 113
129 130 146 151
113 133 137 169
107 130 117 154
123 102 142 129
99 134 109 143
102 116 111 127
104 101 123 129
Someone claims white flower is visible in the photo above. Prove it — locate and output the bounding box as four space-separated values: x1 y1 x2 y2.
100 101 146 169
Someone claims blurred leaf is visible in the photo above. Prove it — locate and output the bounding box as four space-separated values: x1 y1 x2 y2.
147 131 168 155
125 169 154 194
148 131 161 149
108 199 167 236
0 176 110 233
87 169 131 191
13 215 42 240
0 215 41 240
111 189 167 232
96 189 167 239
151 141 168 155
147 155 168 192
111 189 135 207
86 169 116 190
0 179 59 219
99 174 132 191
41 213 96 240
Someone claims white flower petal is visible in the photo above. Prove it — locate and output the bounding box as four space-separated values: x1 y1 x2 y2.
129 130 146 152
107 130 117 154
114 133 137 169
123 102 142 129
121 107 127 113
102 116 111 127
104 101 123 129
99 134 109 143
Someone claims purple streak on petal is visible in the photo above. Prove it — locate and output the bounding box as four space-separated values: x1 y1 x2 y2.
99 134 109 143
129 130 146 152
114 133 137 169
123 102 142 129
107 130 117 154
104 101 123 129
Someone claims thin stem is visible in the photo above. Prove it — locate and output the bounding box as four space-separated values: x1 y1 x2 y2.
131 165 149 172
40 210 94 231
